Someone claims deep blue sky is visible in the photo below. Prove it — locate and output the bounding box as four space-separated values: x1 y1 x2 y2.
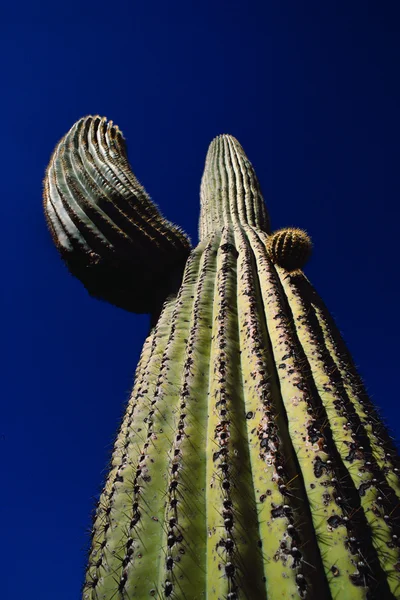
2 2 400 598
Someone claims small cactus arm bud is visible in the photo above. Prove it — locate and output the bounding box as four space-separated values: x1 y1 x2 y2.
43 116 191 313
266 227 312 271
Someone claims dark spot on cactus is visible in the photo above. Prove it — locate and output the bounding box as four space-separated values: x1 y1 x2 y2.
296 573 307 593
350 571 366 587
346 536 359 554
167 534 176 547
246 411 254 419
259 494 266 503
358 482 371 497
327 515 342 529
313 456 327 478
122 555 130 568
166 556 174 570
331 565 340 577
222 537 234 552
307 423 321 444
225 562 235 577
164 580 173 596
86 575 99 588
224 516 234 530
271 505 285 518
130 512 140 528
322 493 331 506
222 479 230 490
118 569 128 591
260 438 268 449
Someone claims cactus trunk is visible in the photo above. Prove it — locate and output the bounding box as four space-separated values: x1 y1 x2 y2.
44 119 400 599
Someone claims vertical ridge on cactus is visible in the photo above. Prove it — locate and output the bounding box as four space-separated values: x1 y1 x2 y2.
43 117 400 599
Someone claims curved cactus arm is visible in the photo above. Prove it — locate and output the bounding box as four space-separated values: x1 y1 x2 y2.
43 116 191 313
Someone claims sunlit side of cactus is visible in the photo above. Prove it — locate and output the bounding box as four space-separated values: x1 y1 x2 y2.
44 117 400 600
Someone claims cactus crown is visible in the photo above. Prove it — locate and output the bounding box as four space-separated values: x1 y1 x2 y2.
199 133 270 239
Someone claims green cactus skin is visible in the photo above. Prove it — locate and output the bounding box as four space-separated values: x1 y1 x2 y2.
43 120 400 600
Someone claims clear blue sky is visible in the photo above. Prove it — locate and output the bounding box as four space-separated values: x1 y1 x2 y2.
2 2 400 598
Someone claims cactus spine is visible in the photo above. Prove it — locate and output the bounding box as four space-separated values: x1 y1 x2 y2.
44 118 400 599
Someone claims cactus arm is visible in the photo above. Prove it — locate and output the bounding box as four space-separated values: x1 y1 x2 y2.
43 116 191 313
275 269 400 596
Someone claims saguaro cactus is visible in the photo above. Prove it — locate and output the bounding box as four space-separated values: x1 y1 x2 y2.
44 116 400 600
